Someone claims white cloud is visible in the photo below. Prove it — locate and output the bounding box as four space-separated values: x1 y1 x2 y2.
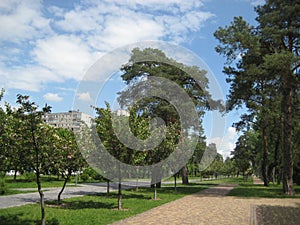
0 0 51 42
77 92 92 102
208 127 238 159
1 66 60 92
248 0 265 6
0 0 214 92
33 35 94 81
43 93 63 102
240 0 265 6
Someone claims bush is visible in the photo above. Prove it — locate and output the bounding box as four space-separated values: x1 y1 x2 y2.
80 173 89 182
79 167 104 182
24 172 36 182
0 178 7 195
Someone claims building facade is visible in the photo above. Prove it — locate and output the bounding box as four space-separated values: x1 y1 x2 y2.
43 110 93 131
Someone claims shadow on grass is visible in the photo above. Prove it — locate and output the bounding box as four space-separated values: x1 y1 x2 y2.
96 192 151 200
228 184 300 198
47 200 115 210
0 213 35 225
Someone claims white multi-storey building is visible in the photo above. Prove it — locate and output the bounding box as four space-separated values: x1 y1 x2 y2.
43 110 93 131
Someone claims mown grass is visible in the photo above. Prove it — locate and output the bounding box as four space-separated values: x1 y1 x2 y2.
1 189 37 196
0 184 209 225
228 183 300 198
4 175 79 189
198 176 253 185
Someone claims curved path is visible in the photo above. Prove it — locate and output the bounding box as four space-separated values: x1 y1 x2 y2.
111 184 300 225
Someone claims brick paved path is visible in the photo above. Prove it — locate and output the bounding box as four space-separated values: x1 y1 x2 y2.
111 184 300 225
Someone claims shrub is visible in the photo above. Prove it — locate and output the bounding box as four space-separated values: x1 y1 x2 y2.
80 173 89 182
79 167 104 182
24 172 36 182
0 178 7 195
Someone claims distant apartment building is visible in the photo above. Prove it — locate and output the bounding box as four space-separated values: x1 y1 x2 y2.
115 109 130 116
43 110 93 131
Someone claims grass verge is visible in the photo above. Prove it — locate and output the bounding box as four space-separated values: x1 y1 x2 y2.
1 189 37 196
228 183 300 198
0 184 208 225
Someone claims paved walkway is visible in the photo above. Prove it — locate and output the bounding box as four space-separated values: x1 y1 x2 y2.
111 184 300 225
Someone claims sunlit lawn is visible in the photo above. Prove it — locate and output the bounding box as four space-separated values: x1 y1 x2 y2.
228 183 300 198
4 175 85 189
0 184 209 225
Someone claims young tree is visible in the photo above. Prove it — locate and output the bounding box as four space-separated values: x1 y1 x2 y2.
16 95 52 225
0 90 8 174
54 128 86 204
94 103 130 210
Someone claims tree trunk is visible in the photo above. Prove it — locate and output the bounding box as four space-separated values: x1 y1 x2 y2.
136 178 139 191
57 175 68 205
174 174 177 192
117 183 122 210
261 131 268 184
181 165 189 184
282 85 294 195
106 180 110 196
37 173 46 225
13 169 17 182
153 183 157 200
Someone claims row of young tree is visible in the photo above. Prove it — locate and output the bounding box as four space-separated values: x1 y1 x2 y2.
0 91 86 225
214 0 300 195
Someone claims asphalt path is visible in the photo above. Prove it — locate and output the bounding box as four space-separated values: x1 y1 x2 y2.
0 182 142 209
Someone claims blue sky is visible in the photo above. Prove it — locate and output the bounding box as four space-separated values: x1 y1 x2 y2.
0 0 264 157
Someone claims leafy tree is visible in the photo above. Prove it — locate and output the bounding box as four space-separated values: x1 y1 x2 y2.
16 95 52 225
231 130 258 177
54 128 86 204
223 157 235 177
0 89 8 174
118 48 216 185
0 89 8 194
201 143 218 178
214 0 299 195
4 104 30 180
94 103 130 210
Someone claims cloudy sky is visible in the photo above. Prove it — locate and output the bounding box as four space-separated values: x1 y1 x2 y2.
0 0 264 158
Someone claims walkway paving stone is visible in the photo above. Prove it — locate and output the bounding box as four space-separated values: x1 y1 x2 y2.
111 184 300 225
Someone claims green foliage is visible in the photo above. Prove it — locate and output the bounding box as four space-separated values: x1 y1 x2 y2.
214 0 300 194
0 178 7 195
81 167 103 181
24 172 36 182
79 173 89 182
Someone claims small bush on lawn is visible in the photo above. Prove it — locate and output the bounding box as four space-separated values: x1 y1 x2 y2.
24 172 36 182
80 167 104 181
0 178 7 195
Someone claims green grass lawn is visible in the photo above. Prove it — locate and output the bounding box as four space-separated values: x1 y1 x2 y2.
1 189 37 196
228 183 300 198
0 184 209 225
198 176 253 185
4 176 81 189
